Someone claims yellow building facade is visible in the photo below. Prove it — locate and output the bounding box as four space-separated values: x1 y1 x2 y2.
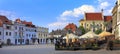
80 20 104 31
79 12 112 32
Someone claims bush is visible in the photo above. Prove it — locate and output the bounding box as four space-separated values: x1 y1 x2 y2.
113 40 120 44
92 43 100 50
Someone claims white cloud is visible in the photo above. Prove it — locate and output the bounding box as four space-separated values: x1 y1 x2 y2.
100 2 110 9
98 0 104 3
0 10 17 21
48 0 115 32
0 10 31 21
48 21 69 31
48 21 68 27
97 0 115 15
61 5 95 18
48 5 95 31
74 5 95 17
103 7 113 15
61 10 72 17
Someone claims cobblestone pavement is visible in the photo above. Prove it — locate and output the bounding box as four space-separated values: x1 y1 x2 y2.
0 44 120 54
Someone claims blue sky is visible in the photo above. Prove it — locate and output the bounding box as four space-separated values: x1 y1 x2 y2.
0 0 116 32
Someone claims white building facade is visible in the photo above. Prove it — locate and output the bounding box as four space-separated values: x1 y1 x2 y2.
37 27 48 44
0 16 48 45
13 21 25 45
24 27 37 44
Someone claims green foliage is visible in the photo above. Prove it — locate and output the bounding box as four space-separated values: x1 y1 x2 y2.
95 29 102 34
79 26 86 34
114 40 120 44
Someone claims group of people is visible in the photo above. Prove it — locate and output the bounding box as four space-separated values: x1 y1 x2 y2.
55 38 115 51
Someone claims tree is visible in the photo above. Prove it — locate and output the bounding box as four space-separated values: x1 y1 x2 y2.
103 22 109 31
79 26 86 35
95 29 102 34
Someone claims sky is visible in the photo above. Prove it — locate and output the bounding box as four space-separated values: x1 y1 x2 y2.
0 0 116 32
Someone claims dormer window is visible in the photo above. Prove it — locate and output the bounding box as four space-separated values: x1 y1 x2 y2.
5 21 8 22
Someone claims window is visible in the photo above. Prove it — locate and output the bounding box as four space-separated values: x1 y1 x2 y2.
19 27 21 30
0 31 1 35
81 23 83 26
34 35 36 37
87 24 89 26
15 32 17 36
18 39 21 42
6 26 11 29
19 32 21 36
18 39 24 42
15 26 17 30
26 34 28 36
22 27 23 30
35 30 36 32
29 34 31 37
26 34 28 37
22 39 24 42
6 32 8 36
9 32 11 36
32 34 33 37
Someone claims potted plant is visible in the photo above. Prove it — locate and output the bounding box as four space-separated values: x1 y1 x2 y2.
92 43 100 50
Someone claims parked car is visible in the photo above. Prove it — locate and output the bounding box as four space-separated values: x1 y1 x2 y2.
0 40 2 48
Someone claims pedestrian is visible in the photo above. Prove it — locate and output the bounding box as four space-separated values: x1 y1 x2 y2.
0 40 2 48
107 40 113 50
109 40 113 50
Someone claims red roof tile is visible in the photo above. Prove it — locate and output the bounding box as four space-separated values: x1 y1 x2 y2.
0 15 12 25
65 23 77 32
104 16 112 22
22 21 32 25
0 20 3 27
22 21 36 27
15 18 21 23
85 13 103 20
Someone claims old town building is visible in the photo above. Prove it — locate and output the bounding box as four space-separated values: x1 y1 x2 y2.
37 27 49 44
0 15 48 45
112 0 120 39
0 15 14 45
49 23 82 37
79 12 112 32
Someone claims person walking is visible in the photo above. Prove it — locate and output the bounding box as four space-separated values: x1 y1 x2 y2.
0 40 2 48
107 40 113 50
109 40 113 50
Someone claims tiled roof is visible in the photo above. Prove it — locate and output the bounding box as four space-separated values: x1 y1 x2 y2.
22 21 36 28
85 13 103 20
0 20 3 27
22 21 32 25
104 16 112 22
65 23 77 32
15 18 36 28
0 15 12 25
15 18 21 23
79 19 84 22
